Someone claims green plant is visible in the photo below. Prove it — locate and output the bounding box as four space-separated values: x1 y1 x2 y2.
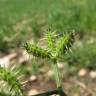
64 42 96 70
0 92 11 96
24 31 75 93
0 31 75 96
0 0 96 52
0 66 23 96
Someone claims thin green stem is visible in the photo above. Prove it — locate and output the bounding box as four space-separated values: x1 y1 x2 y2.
51 62 62 88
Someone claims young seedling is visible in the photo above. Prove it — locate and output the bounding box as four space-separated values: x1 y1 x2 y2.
24 31 75 96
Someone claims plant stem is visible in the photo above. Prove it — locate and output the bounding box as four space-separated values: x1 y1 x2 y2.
31 88 67 96
51 62 62 88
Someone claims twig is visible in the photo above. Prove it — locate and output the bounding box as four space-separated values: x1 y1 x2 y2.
74 80 94 94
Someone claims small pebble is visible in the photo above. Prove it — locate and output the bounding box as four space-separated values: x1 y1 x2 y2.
89 71 96 79
78 69 88 77
29 75 37 81
28 89 38 95
46 70 53 77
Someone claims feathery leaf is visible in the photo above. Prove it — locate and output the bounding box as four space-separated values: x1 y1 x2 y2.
24 42 52 59
0 66 22 96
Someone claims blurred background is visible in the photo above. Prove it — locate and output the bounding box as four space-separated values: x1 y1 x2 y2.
0 0 96 96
